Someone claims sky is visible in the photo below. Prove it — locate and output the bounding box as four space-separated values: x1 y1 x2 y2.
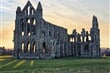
0 0 110 49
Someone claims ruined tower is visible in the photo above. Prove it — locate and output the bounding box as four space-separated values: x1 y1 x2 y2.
90 15 100 57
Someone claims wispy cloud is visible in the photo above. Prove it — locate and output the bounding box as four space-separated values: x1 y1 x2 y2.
0 0 109 48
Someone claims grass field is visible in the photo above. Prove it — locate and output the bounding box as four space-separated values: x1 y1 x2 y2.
0 55 110 73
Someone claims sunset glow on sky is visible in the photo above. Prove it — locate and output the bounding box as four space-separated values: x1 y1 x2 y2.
0 0 109 49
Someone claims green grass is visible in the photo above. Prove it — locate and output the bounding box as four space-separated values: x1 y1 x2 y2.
0 55 110 73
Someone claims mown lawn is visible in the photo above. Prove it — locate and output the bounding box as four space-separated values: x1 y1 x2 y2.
0 55 110 73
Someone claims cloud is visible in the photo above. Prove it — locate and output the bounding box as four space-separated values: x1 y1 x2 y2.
0 0 109 49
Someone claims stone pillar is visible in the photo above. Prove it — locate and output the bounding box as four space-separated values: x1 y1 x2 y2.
35 41 39 57
35 42 37 53
26 8 28 16
62 42 65 57
59 42 61 57
30 42 33 53
16 40 21 58
30 19 32 35
19 42 22 53
71 43 74 56
65 43 69 56
64 42 66 57
60 42 63 57
30 7 32 15
68 43 72 56
24 19 28 36
24 42 28 53
81 44 84 57
75 43 78 56
55 41 61 58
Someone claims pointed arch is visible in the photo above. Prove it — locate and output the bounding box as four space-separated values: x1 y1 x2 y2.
28 6 30 15
22 1 35 16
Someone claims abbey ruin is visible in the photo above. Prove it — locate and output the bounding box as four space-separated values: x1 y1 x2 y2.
13 1 101 59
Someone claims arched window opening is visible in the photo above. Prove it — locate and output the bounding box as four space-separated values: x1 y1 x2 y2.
73 38 75 42
33 42 36 53
80 37 83 42
22 43 24 52
70 38 73 42
49 31 51 37
27 19 30 24
33 19 36 25
27 42 30 53
84 37 86 42
42 42 46 54
22 32 24 36
28 32 31 36
28 6 30 16
89 36 91 41
32 10 34 15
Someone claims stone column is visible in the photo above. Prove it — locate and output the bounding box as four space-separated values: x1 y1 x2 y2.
64 42 66 57
26 8 28 16
55 41 61 57
30 19 32 35
24 42 28 53
62 42 65 57
65 43 69 56
35 42 38 56
81 44 84 57
68 43 71 56
75 43 78 56
19 42 22 53
30 7 32 15
24 19 28 36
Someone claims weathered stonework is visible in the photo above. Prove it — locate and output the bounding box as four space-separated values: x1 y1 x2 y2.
13 1 101 59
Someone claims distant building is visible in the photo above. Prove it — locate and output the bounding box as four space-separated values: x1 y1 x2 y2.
0 47 13 55
101 48 110 56
0 47 6 55
13 1 101 59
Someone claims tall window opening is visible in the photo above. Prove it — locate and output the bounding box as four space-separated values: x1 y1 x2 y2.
22 32 24 36
22 43 24 52
42 42 46 54
27 19 30 24
27 42 30 53
33 19 36 25
28 32 31 36
33 42 36 53
28 6 30 15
